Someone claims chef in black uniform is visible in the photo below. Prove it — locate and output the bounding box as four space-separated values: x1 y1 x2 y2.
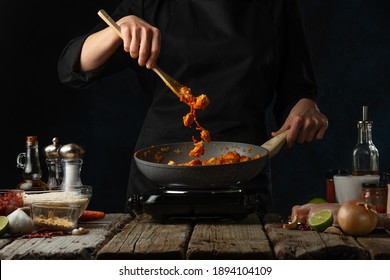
58 0 328 215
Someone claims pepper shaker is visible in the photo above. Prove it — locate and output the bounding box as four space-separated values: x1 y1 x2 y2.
44 137 63 190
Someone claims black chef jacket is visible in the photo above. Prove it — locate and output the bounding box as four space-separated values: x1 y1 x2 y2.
58 0 318 215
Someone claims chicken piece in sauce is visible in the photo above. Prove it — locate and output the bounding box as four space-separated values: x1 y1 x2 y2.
189 141 205 157
183 112 195 127
193 94 209 110
200 129 210 143
177 86 210 157
220 151 241 164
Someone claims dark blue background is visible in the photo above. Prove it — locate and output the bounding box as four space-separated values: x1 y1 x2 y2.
0 0 389 217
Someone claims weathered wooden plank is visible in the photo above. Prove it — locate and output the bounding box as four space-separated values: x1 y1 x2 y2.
0 213 132 260
265 223 326 259
357 231 390 259
97 214 192 259
0 238 14 250
265 223 370 259
187 214 273 259
319 233 370 259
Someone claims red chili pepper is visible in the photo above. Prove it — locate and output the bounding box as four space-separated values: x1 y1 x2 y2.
79 210 105 221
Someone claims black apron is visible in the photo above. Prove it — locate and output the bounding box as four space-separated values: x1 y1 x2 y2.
127 0 277 214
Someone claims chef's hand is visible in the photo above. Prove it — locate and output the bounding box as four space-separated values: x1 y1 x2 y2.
272 98 328 148
117 15 161 69
80 15 160 72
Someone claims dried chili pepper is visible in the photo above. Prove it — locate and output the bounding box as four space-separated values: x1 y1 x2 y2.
22 228 67 239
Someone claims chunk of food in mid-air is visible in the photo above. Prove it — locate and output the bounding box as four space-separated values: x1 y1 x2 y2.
200 129 210 143
176 85 210 157
189 141 205 157
183 112 195 127
193 94 209 110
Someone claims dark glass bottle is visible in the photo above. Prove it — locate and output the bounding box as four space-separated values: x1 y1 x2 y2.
352 106 379 176
16 136 49 191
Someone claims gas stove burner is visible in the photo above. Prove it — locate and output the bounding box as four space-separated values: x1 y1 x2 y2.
161 186 247 194
128 186 258 222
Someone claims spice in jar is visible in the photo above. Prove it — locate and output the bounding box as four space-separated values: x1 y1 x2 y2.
361 182 388 213
326 169 348 203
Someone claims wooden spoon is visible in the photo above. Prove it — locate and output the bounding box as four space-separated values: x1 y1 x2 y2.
97 9 187 98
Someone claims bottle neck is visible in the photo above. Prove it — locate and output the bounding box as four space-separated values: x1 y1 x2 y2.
357 121 373 144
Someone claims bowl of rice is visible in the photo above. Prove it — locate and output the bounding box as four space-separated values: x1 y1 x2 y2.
23 185 92 217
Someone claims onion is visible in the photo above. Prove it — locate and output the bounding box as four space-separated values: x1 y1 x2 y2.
337 199 378 236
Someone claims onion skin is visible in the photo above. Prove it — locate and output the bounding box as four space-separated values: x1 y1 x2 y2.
338 199 378 236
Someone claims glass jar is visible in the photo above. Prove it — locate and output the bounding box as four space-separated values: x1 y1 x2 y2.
60 158 83 191
326 168 348 203
361 183 388 213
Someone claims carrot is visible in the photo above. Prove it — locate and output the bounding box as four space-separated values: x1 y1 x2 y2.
79 210 105 221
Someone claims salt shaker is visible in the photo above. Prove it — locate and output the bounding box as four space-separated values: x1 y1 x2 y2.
59 143 85 191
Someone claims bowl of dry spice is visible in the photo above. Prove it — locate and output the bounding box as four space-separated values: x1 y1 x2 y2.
29 202 81 231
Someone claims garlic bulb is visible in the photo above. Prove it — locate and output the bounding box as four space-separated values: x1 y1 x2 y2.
7 208 34 234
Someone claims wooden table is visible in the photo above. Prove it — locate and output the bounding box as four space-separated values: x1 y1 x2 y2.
0 213 389 260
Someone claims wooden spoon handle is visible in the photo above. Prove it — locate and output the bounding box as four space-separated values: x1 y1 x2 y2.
97 10 123 38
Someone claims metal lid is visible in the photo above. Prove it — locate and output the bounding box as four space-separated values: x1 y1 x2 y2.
358 105 373 127
362 182 387 189
59 143 85 159
44 137 62 159
362 183 377 188
326 168 348 179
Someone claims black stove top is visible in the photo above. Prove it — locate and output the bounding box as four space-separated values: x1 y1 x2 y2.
128 186 257 222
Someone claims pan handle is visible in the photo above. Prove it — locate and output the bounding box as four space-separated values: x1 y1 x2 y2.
261 130 289 159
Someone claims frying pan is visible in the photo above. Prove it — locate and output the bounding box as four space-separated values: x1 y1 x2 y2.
134 130 288 189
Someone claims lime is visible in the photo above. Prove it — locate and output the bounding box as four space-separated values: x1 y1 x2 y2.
308 209 333 232
0 216 9 237
308 197 327 204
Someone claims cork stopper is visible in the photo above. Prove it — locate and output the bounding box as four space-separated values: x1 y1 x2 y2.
26 136 38 147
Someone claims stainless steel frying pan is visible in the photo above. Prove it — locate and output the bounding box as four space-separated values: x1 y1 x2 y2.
134 130 288 189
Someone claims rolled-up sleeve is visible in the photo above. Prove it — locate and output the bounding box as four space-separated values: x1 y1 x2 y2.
269 0 318 125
